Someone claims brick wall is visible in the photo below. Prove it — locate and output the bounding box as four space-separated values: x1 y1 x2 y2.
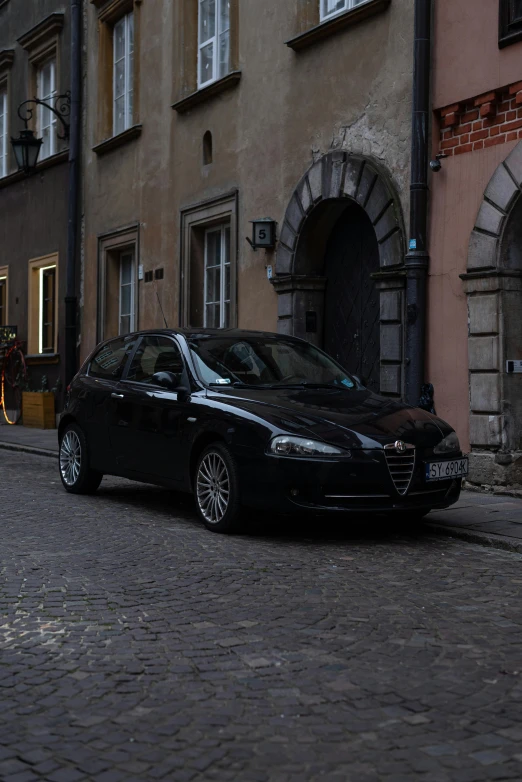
438 81 522 156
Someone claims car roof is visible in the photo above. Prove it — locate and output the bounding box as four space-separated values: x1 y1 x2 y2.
120 328 302 341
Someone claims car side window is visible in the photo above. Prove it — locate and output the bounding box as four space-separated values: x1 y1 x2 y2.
89 336 137 380
126 336 184 384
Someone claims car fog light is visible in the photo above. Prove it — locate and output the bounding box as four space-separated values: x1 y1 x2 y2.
291 488 299 497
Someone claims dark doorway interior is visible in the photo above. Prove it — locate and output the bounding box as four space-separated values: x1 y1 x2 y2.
323 203 380 392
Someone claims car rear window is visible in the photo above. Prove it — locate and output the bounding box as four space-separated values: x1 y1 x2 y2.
89 336 137 380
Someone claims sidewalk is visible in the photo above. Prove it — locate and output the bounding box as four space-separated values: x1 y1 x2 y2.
0 422 58 457
1 423 521 551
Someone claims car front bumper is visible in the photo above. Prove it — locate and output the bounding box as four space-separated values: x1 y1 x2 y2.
238 448 462 514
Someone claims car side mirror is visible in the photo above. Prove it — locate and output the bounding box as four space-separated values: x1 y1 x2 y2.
152 371 183 392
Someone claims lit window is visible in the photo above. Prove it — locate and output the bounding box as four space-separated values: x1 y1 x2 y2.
39 265 56 354
113 12 134 135
0 90 7 177
320 0 368 22
198 0 230 88
37 60 57 159
204 224 230 328
0 273 7 327
119 249 135 335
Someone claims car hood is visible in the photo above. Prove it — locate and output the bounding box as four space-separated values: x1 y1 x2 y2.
207 386 453 450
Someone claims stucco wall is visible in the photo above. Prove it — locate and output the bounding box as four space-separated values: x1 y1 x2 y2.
428 137 518 452
81 0 414 360
433 0 522 109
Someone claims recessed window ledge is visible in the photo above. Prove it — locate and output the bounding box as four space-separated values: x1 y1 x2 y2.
26 353 60 365
93 124 143 156
172 71 241 114
286 0 391 52
0 150 68 189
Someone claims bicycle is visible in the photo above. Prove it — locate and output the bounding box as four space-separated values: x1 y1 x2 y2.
0 326 28 425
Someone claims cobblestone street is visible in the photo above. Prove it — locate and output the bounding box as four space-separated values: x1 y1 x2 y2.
1 450 522 782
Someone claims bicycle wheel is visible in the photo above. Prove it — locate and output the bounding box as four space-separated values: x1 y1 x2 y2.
2 348 26 425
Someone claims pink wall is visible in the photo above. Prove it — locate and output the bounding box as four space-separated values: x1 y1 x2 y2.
427 142 518 450
433 0 522 109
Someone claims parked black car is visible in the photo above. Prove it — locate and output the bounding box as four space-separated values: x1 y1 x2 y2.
58 329 468 533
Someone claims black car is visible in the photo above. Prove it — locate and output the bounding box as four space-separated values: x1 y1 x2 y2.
58 329 468 533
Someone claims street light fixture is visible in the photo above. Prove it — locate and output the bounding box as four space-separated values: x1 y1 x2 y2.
11 92 71 175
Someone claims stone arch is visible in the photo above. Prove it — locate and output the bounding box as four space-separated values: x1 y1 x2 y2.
463 141 522 487
272 151 407 397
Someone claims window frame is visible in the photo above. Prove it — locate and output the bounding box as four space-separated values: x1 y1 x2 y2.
499 0 522 47
0 266 8 327
0 87 7 177
39 264 56 353
27 253 59 356
97 226 140 343
198 0 231 89
113 11 134 136
180 190 238 330
320 0 369 22
204 224 231 329
118 248 136 336
37 58 57 159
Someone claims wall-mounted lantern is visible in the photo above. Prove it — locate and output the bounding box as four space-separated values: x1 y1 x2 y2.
11 92 71 175
246 218 277 251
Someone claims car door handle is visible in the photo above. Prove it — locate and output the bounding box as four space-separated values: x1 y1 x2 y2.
111 393 124 399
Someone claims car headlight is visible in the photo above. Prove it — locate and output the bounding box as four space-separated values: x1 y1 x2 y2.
268 435 347 457
433 431 460 455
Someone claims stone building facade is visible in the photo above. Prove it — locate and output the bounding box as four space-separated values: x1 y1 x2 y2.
81 0 414 402
0 0 73 395
429 0 522 488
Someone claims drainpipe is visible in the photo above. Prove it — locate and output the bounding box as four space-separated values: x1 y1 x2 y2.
64 0 81 387
405 0 432 407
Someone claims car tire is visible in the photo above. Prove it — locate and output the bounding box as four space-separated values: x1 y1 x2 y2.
59 422 103 495
194 442 242 533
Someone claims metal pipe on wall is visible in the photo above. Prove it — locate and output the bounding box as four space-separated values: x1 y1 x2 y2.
64 0 81 387
405 0 432 407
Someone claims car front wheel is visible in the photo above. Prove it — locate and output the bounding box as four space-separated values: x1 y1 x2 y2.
195 443 242 533
59 423 103 495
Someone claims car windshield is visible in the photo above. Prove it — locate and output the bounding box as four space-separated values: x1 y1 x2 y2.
188 335 357 389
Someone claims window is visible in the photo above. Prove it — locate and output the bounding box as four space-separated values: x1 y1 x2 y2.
113 12 134 135
28 254 59 355
127 336 184 384
0 269 7 326
320 0 368 21
89 335 137 380
180 192 237 329
37 59 57 159
204 224 231 328
198 0 230 88
500 0 522 47
40 265 56 353
0 89 7 177
119 249 136 335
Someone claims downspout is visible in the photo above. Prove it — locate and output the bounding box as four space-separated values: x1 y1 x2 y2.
64 0 81 387
405 0 432 408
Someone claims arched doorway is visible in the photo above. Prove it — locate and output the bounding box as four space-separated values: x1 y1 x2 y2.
272 151 406 398
323 203 380 391
464 141 522 487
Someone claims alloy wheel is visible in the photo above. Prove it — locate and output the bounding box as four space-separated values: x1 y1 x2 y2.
196 452 230 524
60 430 82 486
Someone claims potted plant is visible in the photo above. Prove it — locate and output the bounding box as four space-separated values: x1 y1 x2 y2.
22 375 60 429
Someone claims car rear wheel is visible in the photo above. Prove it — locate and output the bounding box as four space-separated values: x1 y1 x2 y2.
195 443 242 533
59 423 103 495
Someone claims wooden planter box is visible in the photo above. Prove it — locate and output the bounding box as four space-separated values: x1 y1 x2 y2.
22 392 56 429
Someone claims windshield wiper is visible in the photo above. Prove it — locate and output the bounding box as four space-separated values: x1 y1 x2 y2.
272 382 351 390
208 381 269 389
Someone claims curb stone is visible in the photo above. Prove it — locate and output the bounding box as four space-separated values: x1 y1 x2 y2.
0 441 58 459
426 521 522 556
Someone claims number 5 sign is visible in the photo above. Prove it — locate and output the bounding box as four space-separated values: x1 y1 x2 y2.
247 218 277 250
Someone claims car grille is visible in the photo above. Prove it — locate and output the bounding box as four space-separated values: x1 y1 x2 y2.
384 444 416 496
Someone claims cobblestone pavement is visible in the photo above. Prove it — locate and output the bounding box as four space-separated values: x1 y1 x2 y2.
1 451 522 782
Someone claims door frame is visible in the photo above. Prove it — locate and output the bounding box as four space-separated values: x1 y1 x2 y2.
271 151 406 399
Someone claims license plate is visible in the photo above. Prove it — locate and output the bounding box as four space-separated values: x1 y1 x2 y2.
425 458 468 482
